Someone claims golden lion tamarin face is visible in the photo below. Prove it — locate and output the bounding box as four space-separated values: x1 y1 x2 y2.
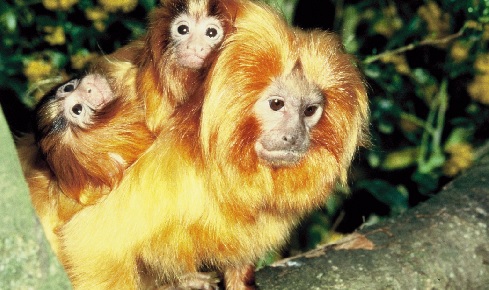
35 74 114 140
253 65 325 167
32 73 154 204
148 0 238 70
170 9 225 69
199 1 367 177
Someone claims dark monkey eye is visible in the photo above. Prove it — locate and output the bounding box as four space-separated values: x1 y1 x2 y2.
63 84 75 92
206 27 218 38
304 106 318 117
177 25 189 35
269 99 285 111
72 104 83 115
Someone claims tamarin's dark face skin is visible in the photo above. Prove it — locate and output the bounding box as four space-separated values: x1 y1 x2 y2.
34 74 114 140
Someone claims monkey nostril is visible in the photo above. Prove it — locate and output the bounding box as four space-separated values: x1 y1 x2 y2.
282 135 297 145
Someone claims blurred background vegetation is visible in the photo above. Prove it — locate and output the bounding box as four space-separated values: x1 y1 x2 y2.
1 0 489 260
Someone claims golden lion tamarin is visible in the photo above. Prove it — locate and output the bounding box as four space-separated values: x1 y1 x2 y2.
18 0 239 260
16 73 153 255
21 0 237 210
57 1 368 289
98 0 240 134
32 74 153 204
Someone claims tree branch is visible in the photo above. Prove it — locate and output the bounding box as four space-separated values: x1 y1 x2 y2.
363 24 467 64
256 153 489 289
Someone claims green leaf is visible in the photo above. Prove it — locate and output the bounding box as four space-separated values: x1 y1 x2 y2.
342 6 361 54
412 171 440 194
357 179 409 215
412 68 436 86
122 19 147 39
381 147 419 171
0 10 17 33
263 0 299 24
363 63 382 79
36 15 57 27
47 50 69 69
139 0 157 12
444 127 473 148
384 17 421 50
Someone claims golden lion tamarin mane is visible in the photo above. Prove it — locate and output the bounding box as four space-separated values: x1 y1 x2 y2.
58 1 368 289
200 2 369 217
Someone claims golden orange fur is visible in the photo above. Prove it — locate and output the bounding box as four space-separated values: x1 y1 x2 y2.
35 69 153 204
57 1 368 289
96 0 240 134
19 0 240 262
16 135 80 255
16 69 154 255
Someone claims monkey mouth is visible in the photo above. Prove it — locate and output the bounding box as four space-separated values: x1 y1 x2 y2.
178 55 205 70
255 142 305 166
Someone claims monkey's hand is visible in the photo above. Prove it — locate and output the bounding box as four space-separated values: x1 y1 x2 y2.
224 264 256 290
158 272 220 290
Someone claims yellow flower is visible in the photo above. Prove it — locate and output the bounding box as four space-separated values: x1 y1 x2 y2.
418 1 450 38
373 5 403 38
71 52 99 70
483 24 489 42
468 74 489 105
450 41 470 63
468 53 489 105
380 54 410 75
86 7 108 21
42 0 78 11
24 59 53 83
422 84 439 103
44 26 66 46
443 143 474 177
98 0 137 13
474 53 489 73
94 21 107 32
382 147 419 171
86 8 109 31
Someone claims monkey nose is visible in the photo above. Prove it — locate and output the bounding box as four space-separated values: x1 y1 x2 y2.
282 134 298 145
188 45 206 54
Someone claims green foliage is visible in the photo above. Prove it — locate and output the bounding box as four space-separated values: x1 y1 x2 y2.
354 2 488 190
290 0 489 252
0 0 157 106
2 0 489 256
263 0 299 23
